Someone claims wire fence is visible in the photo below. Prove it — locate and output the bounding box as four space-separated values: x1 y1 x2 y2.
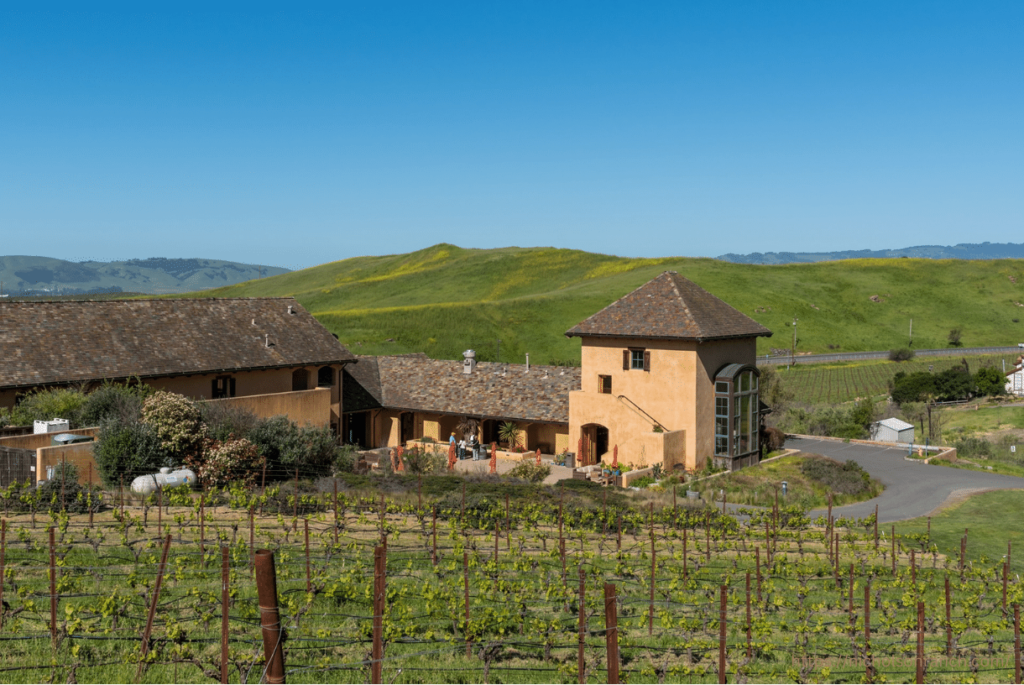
0 484 1022 683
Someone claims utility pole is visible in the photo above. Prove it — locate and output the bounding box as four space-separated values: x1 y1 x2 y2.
790 318 798 369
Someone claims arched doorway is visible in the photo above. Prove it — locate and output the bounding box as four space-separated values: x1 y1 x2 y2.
317 366 334 387
580 423 609 464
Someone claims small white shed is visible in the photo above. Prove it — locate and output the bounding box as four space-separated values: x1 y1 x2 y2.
870 418 915 444
1007 359 1024 397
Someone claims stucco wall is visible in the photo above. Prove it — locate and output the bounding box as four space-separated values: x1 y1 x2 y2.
36 441 97 485
0 427 99 451
207 388 332 428
570 335 756 471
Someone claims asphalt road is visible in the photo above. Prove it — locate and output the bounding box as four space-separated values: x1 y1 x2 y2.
790 436 1024 523
757 345 1022 366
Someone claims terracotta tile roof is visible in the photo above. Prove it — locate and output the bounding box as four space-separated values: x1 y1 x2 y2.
0 298 354 389
344 354 580 423
565 271 772 342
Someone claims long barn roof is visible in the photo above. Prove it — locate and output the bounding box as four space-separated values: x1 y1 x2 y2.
0 298 354 389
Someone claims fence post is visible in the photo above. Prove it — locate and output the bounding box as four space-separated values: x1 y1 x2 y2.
137 534 172 682
719 584 727 684
755 547 762 602
304 518 311 593
506 493 511 550
221 546 229 684
865 581 872 683
649 531 655 636
293 469 299 532
371 545 385 684
578 566 585 684
848 563 855 637
249 507 255 575
49 527 57 647
873 505 878 551
60 455 66 513
259 463 267 517
0 518 5 632
157 487 162 535
494 521 499 562
945 575 952 656
1015 604 1021 685
464 551 471 659
1006 562 1010 615
616 514 621 553
333 479 339 545
682 528 688 580
88 464 93 528
745 572 752 659
604 583 619 685
200 493 206 566
916 601 925 684
432 505 437 566
255 549 286 684
892 525 896 574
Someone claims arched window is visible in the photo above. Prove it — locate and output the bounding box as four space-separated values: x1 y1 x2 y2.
317 366 334 387
714 364 760 458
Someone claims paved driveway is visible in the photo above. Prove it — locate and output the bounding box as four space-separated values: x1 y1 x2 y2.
789 437 1024 523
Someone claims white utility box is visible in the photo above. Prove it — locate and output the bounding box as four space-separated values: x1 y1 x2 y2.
33 419 70 434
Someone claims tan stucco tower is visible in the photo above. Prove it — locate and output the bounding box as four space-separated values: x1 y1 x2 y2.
565 272 772 473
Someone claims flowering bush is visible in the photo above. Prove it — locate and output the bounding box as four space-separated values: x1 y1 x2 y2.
191 438 263 488
142 391 206 463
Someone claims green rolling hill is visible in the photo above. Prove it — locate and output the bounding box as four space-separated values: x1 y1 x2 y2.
187 244 1024 364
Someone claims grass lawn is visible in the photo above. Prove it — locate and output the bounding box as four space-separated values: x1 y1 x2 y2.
692 453 883 510
941 403 1024 437
895 488 1024 574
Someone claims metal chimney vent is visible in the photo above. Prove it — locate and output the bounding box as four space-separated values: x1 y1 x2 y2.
462 349 476 375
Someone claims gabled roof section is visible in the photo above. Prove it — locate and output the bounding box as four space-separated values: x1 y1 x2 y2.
565 271 772 342
0 298 355 389
343 354 581 424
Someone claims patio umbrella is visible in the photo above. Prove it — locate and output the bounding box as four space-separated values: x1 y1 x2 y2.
611 445 618 470
489 442 497 474
447 442 456 471
396 446 405 472
535 448 541 466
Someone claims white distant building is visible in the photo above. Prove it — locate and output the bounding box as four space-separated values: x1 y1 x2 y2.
870 417 915 444
1007 357 1024 397
33 418 70 434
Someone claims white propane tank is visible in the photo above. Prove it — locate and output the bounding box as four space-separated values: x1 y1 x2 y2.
130 467 198 494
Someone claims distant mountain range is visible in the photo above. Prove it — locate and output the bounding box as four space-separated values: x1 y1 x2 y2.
0 256 289 296
717 242 1024 264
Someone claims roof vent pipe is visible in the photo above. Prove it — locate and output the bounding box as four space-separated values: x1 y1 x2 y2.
288 305 294 315
525 353 530 372
463 349 476 375
265 334 270 347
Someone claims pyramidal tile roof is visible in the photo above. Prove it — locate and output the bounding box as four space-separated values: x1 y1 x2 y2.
565 271 772 342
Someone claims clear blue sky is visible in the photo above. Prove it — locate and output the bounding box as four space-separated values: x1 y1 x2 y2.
2 1 1021 270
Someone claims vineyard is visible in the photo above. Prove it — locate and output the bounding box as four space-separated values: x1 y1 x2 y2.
777 354 1019 405
1 478 1023 684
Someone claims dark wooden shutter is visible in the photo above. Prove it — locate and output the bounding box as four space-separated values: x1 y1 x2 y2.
623 350 629 370
643 350 651 372
229 377 236 398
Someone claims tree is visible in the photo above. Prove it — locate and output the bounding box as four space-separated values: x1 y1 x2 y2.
891 371 937 405
934 366 974 401
758 366 793 421
93 419 166 486
948 327 964 347
141 392 205 465
498 421 520 449
888 348 915 362
975 366 1006 396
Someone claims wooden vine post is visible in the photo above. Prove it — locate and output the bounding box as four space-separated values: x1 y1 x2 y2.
604 583 619 684
221 546 230 684
49 527 57 647
864 582 872 683
1015 604 1021 685
578 566 586 684
745 572 752 659
945 576 952 656
648 531 656 636
371 545 385 684
0 518 5 632
718 584 727 685
138 534 173 682
431 505 437 566
333 479 339 545
304 518 311 593
463 551 471 659
916 601 925 684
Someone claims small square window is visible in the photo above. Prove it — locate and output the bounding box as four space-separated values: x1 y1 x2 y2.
716 381 729 394
631 349 645 370
599 375 612 394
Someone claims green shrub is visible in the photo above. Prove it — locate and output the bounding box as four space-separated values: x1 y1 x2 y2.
35 462 100 513
401 446 447 474
507 459 551 483
80 380 150 427
7 388 88 427
247 416 338 477
194 438 263 488
953 436 993 460
975 366 1007 397
798 457 871 495
630 476 655 488
141 392 205 464
888 348 915 362
93 419 166 486
201 402 260 442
